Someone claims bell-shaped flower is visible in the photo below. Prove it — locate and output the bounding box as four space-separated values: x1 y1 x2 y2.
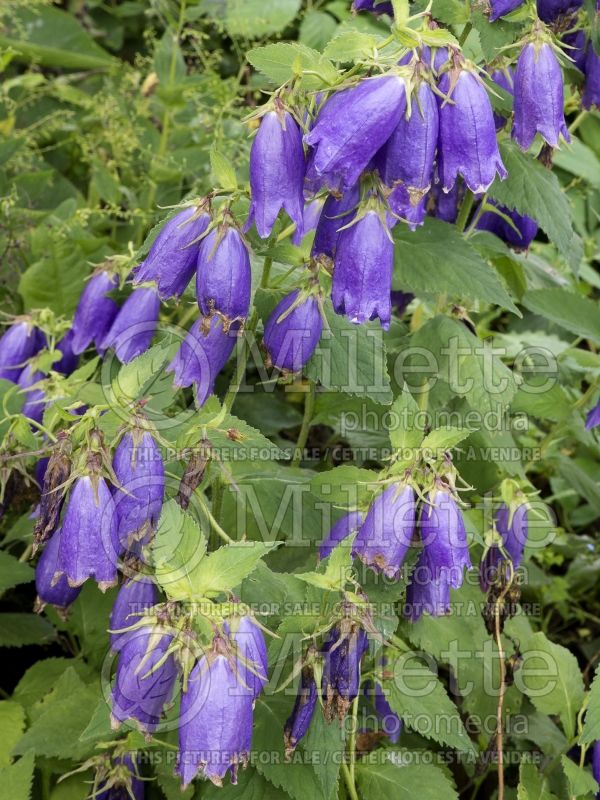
246 108 305 242
318 511 363 560
0 320 44 382
388 184 428 230
438 68 507 193
100 287 160 364
583 46 600 110
166 316 237 402
490 66 514 130
354 484 416 578
229 614 268 698
536 0 582 22
112 430 165 553
263 290 323 372
71 269 119 355
432 179 462 223
134 206 211 299
304 75 407 192
512 41 569 150
311 184 360 259
379 81 439 195
405 549 452 621
367 681 402 743
34 528 82 611
58 474 120 591
17 365 46 424
479 502 529 591
321 622 369 720
196 226 251 322
284 660 318 755
418 488 471 588
489 0 525 20
332 209 394 329
476 201 538 249
54 329 79 375
177 649 254 787
111 623 178 734
109 575 158 650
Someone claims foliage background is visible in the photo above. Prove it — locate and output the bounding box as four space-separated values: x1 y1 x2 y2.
2 0 600 799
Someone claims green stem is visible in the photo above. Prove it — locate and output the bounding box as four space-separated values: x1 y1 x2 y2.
569 110 587 134
348 693 360 785
197 493 234 544
341 762 360 800
456 189 474 233
458 20 472 47
292 381 316 467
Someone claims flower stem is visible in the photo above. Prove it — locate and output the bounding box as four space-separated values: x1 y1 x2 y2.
456 189 474 233
292 381 316 467
341 762 360 800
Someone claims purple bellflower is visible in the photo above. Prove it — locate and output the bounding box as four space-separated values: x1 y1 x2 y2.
585 398 600 430
58 474 120 591
112 430 165 553
284 661 318 755
55 329 79 375
417 488 471 587
354 484 416 578
96 753 144 800
166 316 237 402
111 623 177 734
0 321 44 382
489 0 525 20
134 206 211 300
302 198 323 234
109 575 159 650
512 41 569 150
537 0 582 22
17 365 46 424
311 184 360 259
332 210 394 329
196 226 251 322
71 269 119 355
304 75 407 192
246 108 305 242
562 30 587 73
476 201 538 249
583 46 600 109
480 502 529 591
388 184 428 229
318 510 363 560
34 528 82 611
322 622 369 720
405 550 453 621
490 66 514 130
100 287 160 364
438 68 507 193
177 646 253 787
229 614 268 698
432 178 462 223
391 290 414 316
370 681 402 743
352 0 394 14
263 290 323 372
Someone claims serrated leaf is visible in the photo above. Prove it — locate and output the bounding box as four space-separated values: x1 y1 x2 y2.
225 0 301 38
306 300 392 405
0 551 34 594
296 533 355 591
421 426 471 453
310 464 376 506
393 218 519 315
580 664 600 743
0 752 35 800
356 759 459 800
247 42 339 89
300 10 339 51
210 146 238 191
0 702 26 766
0 614 55 648
489 142 581 271
151 499 208 601
518 762 559 800
522 288 600 345
388 388 423 452
323 30 380 60
189 540 280 598
553 137 600 187
561 755 599 798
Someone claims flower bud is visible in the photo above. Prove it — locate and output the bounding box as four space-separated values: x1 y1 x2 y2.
33 436 71 551
322 623 369 720
112 430 165 553
311 184 359 259
438 69 507 193
109 575 158 650
111 624 178 733
305 75 407 192
284 662 318 755
134 206 211 299
0 321 44 382
332 210 394 329
35 528 82 611
196 227 251 322
177 651 253 787
354 484 415 578
246 110 305 242
100 287 160 364
512 42 569 150
166 316 237 402
58 475 120 591
479 503 528 592
318 511 363 561
263 290 323 372
71 269 119 355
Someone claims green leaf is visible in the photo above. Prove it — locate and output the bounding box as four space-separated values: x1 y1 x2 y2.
225 0 301 37
0 702 26 766
580 664 600 744
0 551 34 594
305 300 393 405
0 6 116 69
517 762 559 800
189 540 280 599
388 388 423 452
522 289 600 345
561 755 599 798
553 137 600 188
210 145 238 191
356 759 459 800
0 614 55 648
393 218 519 315
247 42 339 89
421 426 472 453
489 141 580 270
300 10 339 51
520 631 585 739
323 30 381 60
13 658 91 711
0 752 35 800
296 533 355 591
203 768 284 799
385 657 476 755
310 464 376 506
151 499 208 601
